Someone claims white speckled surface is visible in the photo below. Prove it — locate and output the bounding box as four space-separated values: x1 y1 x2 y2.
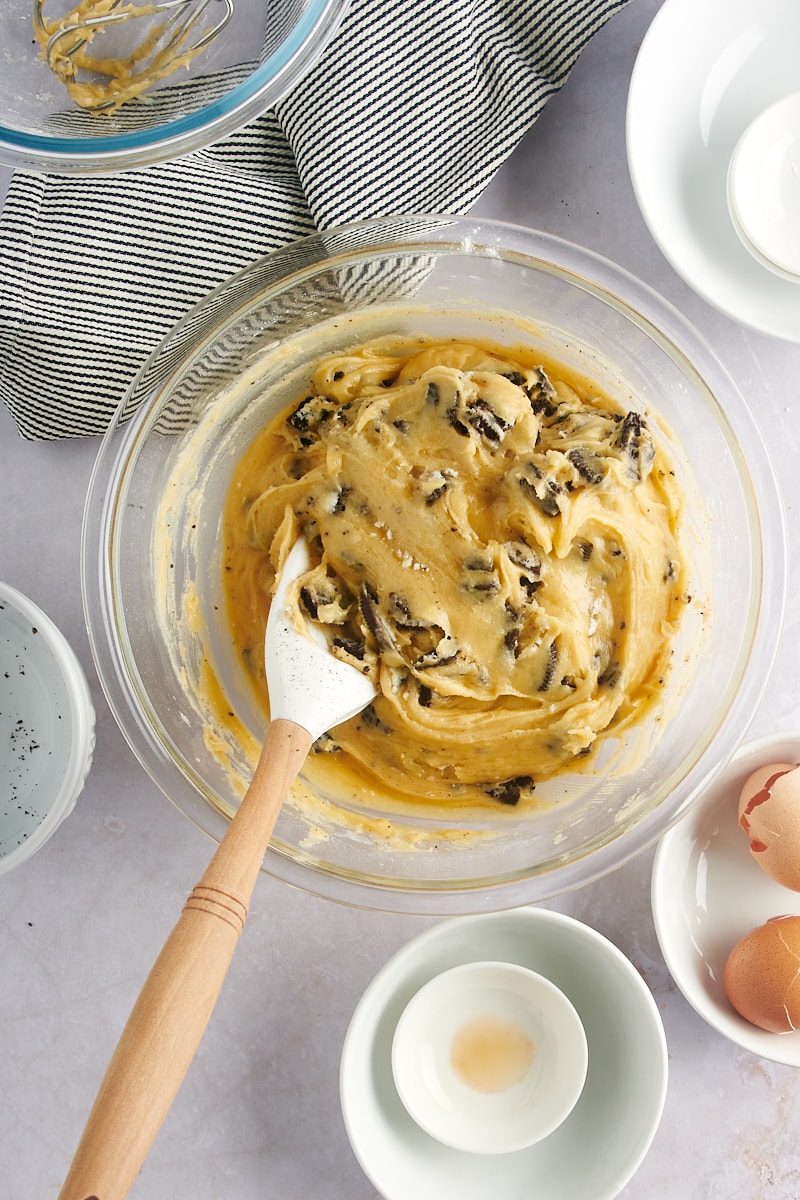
3 1 800 1196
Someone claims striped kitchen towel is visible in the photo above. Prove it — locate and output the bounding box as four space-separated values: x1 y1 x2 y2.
0 0 630 440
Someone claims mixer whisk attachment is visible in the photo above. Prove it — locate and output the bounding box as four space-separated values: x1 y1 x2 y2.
33 0 234 114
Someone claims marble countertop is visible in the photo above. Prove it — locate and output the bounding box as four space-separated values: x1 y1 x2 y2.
3 1 800 1196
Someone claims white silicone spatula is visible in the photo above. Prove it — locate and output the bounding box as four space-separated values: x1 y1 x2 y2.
58 537 376 1200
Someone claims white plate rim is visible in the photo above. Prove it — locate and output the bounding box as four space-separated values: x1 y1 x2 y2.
339 907 667 1200
0 581 95 874
651 731 800 1064
626 0 800 341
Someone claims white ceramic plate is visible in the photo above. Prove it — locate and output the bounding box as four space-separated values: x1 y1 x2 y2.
627 0 800 341
652 733 800 1064
0 582 95 874
340 908 667 1200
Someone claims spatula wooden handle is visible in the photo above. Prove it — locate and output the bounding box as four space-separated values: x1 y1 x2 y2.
58 718 313 1200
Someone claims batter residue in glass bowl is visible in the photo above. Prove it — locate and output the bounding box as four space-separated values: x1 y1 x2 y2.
220 335 689 814
34 0 213 114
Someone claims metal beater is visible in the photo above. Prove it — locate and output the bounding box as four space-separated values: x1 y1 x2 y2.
33 0 235 112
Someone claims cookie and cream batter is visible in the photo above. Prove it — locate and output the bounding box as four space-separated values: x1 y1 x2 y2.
221 336 688 811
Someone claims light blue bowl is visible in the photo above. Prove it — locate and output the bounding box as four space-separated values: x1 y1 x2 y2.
0 582 95 875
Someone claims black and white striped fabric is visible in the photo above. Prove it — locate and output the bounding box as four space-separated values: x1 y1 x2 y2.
0 0 629 440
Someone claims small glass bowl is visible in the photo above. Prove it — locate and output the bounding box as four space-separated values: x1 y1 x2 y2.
81 214 787 913
1 0 349 173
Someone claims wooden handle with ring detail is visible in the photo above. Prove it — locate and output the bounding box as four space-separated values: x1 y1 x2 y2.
57 718 313 1200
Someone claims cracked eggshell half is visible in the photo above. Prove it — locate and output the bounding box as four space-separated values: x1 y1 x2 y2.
724 915 800 1034
738 763 800 891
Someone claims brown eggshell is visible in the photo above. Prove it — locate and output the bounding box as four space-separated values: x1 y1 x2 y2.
724 915 800 1033
738 761 800 890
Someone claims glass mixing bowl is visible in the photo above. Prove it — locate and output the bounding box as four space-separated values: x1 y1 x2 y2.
81 215 787 913
1 0 348 173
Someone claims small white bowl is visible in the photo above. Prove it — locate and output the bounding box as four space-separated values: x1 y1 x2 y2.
727 92 800 282
0 582 95 874
391 960 588 1155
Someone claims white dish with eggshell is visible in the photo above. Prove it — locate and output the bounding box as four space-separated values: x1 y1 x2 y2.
652 732 800 1064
